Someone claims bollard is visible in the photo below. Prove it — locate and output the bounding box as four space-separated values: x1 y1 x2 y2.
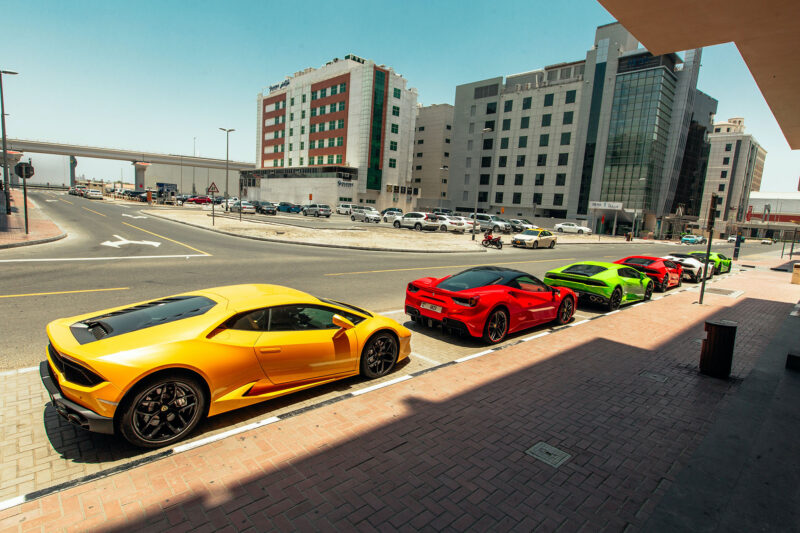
700 320 737 378
792 264 800 285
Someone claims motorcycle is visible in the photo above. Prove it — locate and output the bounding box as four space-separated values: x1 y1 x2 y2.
481 230 503 249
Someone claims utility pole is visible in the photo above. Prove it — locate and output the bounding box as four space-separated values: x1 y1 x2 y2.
699 193 719 305
219 128 234 211
1 69 18 213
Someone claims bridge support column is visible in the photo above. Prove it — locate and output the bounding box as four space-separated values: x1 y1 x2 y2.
133 161 150 191
69 156 77 187
3 150 23 186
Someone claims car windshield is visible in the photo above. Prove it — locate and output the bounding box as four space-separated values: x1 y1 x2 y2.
522 229 541 236
491 216 507 222
622 257 654 266
437 270 504 291
669 253 693 259
318 298 372 317
319 204 330 208
562 264 608 277
691 253 708 260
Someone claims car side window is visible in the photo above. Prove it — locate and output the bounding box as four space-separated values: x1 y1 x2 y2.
268 305 344 331
618 268 637 279
718 254 728 260
541 230 551 236
225 308 269 331
513 275 548 292
664 260 676 269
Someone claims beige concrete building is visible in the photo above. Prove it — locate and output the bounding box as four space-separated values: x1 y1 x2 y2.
698 117 766 237
412 104 454 211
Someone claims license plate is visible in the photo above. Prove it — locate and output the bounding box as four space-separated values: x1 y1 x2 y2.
420 302 443 313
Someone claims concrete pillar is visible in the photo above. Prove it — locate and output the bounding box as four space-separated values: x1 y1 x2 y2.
69 156 77 187
133 161 151 191
3 150 23 186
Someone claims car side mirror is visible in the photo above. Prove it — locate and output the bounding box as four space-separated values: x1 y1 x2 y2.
332 314 355 330
551 287 560 300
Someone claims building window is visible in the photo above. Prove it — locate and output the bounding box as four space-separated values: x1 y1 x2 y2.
514 174 523 186
555 173 566 186
714 127 721 133
537 154 547 167
311 108 317 118
565 90 576 104
416 152 422 157
415 165 422 170
495 192 504 203
445 138 450 143
327 155 334 164
500 137 509 149
390 141 397 151
309 140 315 149
331 85 338 95
289 127 294 136
417 139 424 144
418 126 425 131
480 174 490 185
498 156 507 167
289 143 293 151
464 174 471 184
391 123 398 134
462 191 469 201
340 82 346 92
560 132 571 145
486 102 497 114
497 174 505 185
522 97 532 110
311 91 318 101
329 120 336 130
317 156 324 164
718 183 725 192
481 157 492 167
502 119 511 131
504 100 513 112
468 140 474 150
519 136 527 148
478 191 489 202
300 141 304 149
539 134 549 147
558 153 569 166
319 123 325 132
723 157 730 165
512 192 521 204
444 152 449 157
446 124 452 130
302 94 307 103
393 88 401 98
389 158 397 168
553 193 563 206
544 93 554 107
725 143 732 152
338 101 345 111
392 106 400 117
721 170 728 178
484 120 495 130
301 126 305 134
483 138 493 150
516 155 526 167
320 88 327 98
310 124 316 133
466 157 472 168
541 114 551 127
470 105 476 117
290 112 294 121
533 192 542 204
299 157 304 165
563 111 573 125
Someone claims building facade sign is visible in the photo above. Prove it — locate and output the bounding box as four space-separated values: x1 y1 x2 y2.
589 201 623 210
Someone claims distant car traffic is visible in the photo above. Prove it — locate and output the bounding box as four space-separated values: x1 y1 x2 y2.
554 222 592 235
186 195 212 204
433 215 466 233
85 189 103 200
681 234 706 244
470 214 512 233
381 207 403 223
251 201 276 215
511 229 557 249
336 203 357 215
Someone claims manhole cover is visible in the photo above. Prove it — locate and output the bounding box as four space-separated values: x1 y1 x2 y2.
640 370 667 382
525 442 571 468
705 288 744 298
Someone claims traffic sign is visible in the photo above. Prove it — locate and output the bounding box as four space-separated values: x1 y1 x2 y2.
207 182 219 194
14 161 34 179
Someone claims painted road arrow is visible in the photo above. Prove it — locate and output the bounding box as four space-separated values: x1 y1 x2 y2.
100 235 161 248
121 213 147 219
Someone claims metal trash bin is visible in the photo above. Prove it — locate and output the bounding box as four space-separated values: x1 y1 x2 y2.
700 319 737 378
792 264 800 285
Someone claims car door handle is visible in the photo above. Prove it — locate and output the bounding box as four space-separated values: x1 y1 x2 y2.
258 347 281 354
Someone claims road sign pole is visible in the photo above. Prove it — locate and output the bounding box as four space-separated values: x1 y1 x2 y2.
22 161 28 234
212 193 215 226
699 193 719 305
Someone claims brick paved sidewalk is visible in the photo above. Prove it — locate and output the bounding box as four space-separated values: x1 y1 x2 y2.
0 189 64 248
1 268 798 532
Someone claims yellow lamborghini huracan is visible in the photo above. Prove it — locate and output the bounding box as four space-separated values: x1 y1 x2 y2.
40 284 411 447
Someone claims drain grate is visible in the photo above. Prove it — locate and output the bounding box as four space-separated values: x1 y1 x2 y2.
704 288 744 298
640 370 668 382
525 442 571 468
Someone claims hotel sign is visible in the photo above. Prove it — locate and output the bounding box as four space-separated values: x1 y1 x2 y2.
269 80 291 93
589 201 623 210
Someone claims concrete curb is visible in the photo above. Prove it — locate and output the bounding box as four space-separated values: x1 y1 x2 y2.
0 232 67 250
146 211 488 254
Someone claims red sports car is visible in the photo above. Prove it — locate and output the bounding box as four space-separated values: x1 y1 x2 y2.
405 266 576 344
186 195 212 204
614 256 682 292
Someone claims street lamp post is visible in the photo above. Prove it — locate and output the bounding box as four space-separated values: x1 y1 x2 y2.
1 69 18 214
192 137 197 195
219 128 234 211
472 128 492 240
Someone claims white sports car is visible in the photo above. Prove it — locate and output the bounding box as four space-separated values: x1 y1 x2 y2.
554 222 592 234
511 229 557 249
661 253 713 282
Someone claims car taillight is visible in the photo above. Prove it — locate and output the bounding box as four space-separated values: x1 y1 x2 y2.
453 296 479 307
407 283 420 293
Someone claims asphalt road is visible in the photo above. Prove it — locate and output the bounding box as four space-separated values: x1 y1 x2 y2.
0 190 757 369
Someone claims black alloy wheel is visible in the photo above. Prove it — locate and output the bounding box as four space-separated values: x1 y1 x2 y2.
644 282 653 301
658 276 669 292
120 374 207 448
578 229 584 234
549 240 555 249
360 332 399 379
558 227 564 232
556 296 574 325
351 215 356 221
607 287 623 311
482 308 509 344
677 275 682 287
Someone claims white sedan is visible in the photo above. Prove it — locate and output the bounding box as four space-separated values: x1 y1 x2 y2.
511 229 557 249
554 222 592 234
433 215 466 233
85 189 103 200
231 201 256 214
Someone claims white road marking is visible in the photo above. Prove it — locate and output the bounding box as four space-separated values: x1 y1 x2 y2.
522 332 551 342
0 366 38 377
568 319 591 327
0 254 209 263
0 495 25 513
605 310 621 316
351 375 412 396
101 235 161 248
121 213 147 219
45 199 58 203
455 349 495 363
172 416 281 453
410 352 441 365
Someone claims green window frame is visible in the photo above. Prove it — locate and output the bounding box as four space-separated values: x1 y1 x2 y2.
390 141 398 151
338 119 345 129
319 123 325 132
329 120 336 130
544 93 554 106
328 138 334 148
309 140 315 149
389 158 397 168
311 108 317 117
500 137 509 149
518 136 527 148
331 85 338 95
311 91 317 101
393 88 401 98
337 137 343 146
336 154 343 164
302 94 307 103
391 123 399 134
328 155 334 164
310 124 317 133
301 110 306 119
392 106 400 116
329 104 336 113
339 83 346 92
541 114 551 127
338 101 345 111
320 88 327 98
539 134 549 147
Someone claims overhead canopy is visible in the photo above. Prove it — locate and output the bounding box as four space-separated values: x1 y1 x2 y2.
598 0 800 149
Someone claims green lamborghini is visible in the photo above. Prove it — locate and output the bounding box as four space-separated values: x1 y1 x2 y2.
688 251 732 275
543 261 654 311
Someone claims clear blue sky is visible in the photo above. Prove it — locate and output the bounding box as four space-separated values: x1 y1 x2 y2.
3 0 797 192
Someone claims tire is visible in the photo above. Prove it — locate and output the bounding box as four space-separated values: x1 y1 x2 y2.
482 307 509 344
548 240 555 249
118 373 207 448
557 228 564 233
496 241 502 249
644 281 653 301
359 332 399 379
440 225 447 232
351 215 355 221
532 241 539 249
482 240 490 247
555 296 574 325
578 229 584 234
303 211 307 216
677 276 682 288
383 217 388 223
493 225 500 233
315 212 319 217
393 221 401 228
607 287 623 311
414 223 422 231
657 276 668 292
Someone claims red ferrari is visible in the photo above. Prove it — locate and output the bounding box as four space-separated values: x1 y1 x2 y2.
405 266 576 344
614 256 682 292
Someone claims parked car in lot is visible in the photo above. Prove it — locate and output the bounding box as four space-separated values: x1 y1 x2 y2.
231 201 256 214
251 201 276 215
302 203 332 217
511 229 557 249
382 207 404 223
336 203 357 215
85 189 103 200
278 202 303 213
431 215 466 233
186 195 212 204
432 208 453 215
451 215 479 232
554 222 592 234
688 251 732 274
351 207 381 223
761 238 775 245
471 214 512 233
614 256 682 292
406 266 576 344
394 212 439 231
544 261 654 311
727 235 738 243
681 234 706 244
508 218 538 232
661 253 713 283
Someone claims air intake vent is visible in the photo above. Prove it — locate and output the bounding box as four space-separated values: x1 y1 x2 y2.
48 344 104 387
